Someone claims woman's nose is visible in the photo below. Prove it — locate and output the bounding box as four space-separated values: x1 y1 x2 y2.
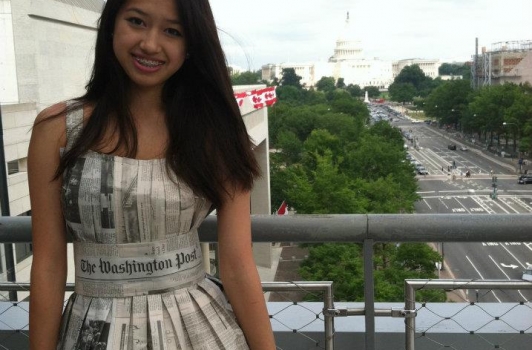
139 30 161 53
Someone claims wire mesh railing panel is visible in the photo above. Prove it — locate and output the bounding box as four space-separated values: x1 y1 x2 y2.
406 279 532 350
263 282 334 350
0 300 29 350
0 281 334 350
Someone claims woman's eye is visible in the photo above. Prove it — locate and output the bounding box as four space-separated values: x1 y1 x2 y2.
126 17 144 26
165 28 182 37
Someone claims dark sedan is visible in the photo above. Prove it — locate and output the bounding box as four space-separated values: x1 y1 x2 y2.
518 174 532 184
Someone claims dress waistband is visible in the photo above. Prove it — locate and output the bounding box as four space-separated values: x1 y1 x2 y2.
74 230 205 298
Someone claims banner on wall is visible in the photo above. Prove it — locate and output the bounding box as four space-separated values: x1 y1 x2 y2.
234 86 277 110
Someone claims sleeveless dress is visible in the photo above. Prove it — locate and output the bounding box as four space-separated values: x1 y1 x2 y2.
56 105 249 350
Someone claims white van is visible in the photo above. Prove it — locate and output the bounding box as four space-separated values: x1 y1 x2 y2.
522 266 532 281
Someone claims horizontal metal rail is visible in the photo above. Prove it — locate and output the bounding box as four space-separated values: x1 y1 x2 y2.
3 214 532 350
406 279 532 290
2 214 532 243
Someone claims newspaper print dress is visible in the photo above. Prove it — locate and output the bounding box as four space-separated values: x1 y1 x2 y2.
56 106 249 350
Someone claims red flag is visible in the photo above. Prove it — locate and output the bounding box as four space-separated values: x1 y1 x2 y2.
276 201 288 215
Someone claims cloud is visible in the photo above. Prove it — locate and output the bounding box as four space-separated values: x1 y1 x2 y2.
210 0 532 69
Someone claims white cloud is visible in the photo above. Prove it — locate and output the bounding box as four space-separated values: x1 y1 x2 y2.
209 0 532 69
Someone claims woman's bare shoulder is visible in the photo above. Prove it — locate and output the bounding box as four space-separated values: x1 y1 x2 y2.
36 101 68 122
32 101 69 150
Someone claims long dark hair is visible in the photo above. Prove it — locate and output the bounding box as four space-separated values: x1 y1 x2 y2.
57 0 260 208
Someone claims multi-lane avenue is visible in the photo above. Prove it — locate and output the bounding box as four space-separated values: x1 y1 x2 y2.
383 106 532 303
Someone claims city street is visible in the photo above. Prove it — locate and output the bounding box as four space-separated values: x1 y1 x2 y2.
393 115 532 303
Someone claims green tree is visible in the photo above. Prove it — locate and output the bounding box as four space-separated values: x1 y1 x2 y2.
465 84 522 146
279 68 303 89
503 87 532 152
346 84 363 98
424 79 472 128
364 86 380 98
389 64 436 102
230 70 261 85
315 76 336 93
314 112 364 142
343 131 408 182
302 90 327 105
276 130 303 164
303 130 342 158
299 244 364 301
268 92 435 302
336 77 346 89
394 65 430 91
300 243 444 302
275 85 302 104
439 63 471 80
331 96 370 120
388 82 416 103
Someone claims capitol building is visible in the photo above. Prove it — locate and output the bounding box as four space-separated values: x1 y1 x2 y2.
262 13 440 90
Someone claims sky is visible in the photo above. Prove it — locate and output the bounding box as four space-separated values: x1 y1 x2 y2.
209 0 532 71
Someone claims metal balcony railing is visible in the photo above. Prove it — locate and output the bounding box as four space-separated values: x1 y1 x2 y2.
1 214 532 350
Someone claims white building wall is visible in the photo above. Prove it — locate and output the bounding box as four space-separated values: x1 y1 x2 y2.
313 62 332 83
263 60 394 90
11 0 100 109
232 85 272 268
0 0 100 218
2 103 34 216
0 1 18 103
0 1 101 277
499 50 532 85
392 59 441 79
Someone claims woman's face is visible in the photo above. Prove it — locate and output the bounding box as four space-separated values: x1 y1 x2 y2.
112 0 187 94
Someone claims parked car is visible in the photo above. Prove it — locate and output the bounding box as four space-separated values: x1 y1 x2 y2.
448 144 457 150
416 166 429 175
460 146 468 151
518 174 532 184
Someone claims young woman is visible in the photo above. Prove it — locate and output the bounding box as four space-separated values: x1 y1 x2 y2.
28 0 275 349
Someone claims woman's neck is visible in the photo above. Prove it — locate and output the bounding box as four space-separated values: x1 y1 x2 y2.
128 87 165 122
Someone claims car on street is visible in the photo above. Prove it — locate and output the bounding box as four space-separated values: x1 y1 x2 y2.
416 165 429 175
448 144 457 150
460 146 468 151
517 174 532 184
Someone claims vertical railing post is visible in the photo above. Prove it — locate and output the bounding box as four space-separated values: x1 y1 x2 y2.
324 282 335 350
363 239 375 350
0 103 17 301
405 281 416 350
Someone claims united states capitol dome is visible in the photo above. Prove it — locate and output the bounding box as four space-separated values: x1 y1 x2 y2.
330 12 363 62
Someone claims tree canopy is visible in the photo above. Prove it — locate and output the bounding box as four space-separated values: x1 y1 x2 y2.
279 68 303 88
230 70 262 85
424 81 532 153
439 63 471 79
269 79 443 302
388 64 441 102
300 243 445 302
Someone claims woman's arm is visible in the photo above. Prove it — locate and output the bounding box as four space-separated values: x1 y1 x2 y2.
28 104 69 350
217 189 276 350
